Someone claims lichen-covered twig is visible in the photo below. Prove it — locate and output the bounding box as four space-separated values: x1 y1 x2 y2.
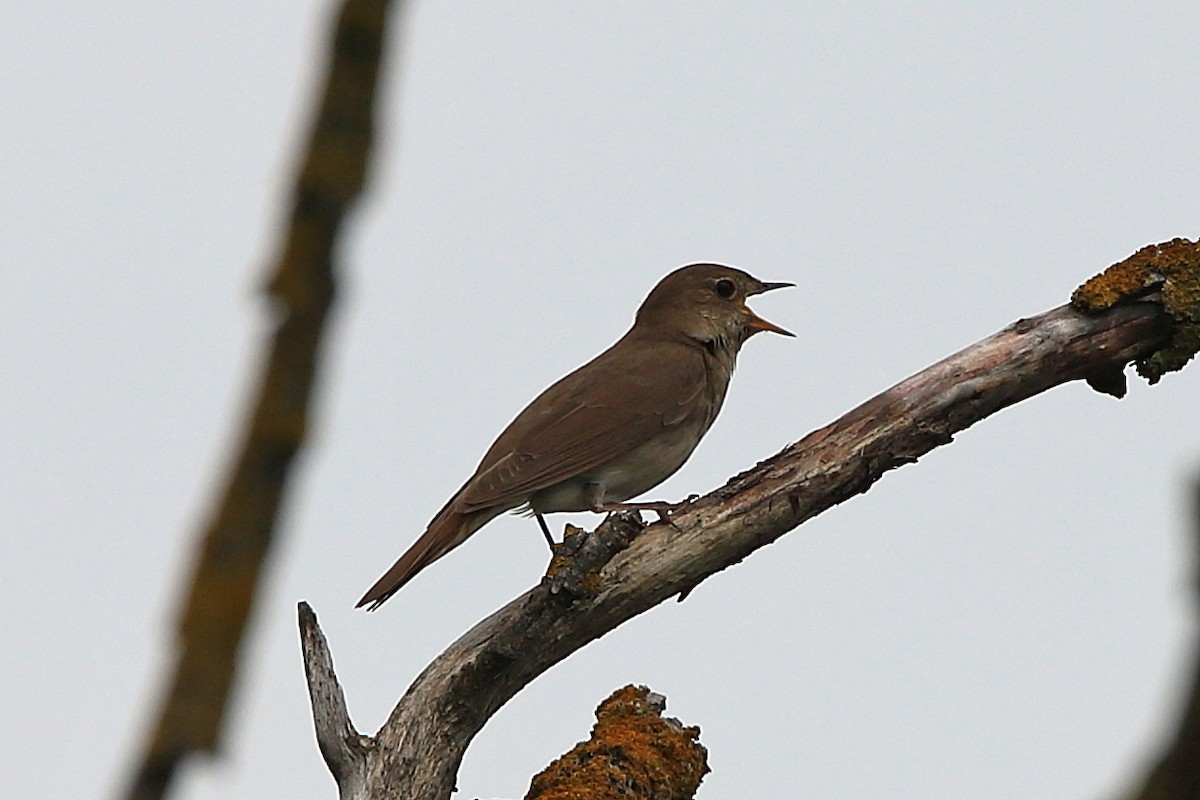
1072 238 1200 382
526 686 709 800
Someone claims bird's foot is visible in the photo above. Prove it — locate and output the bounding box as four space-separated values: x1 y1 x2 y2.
592 494 699 524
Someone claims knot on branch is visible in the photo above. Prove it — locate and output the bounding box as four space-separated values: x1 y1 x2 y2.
1072 237 1200 383
542 512 645 599
526 685 709 800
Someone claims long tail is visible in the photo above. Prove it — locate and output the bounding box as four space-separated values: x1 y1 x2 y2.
356 502 497 610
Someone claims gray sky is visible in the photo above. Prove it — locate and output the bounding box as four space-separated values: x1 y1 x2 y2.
4 2 1200 798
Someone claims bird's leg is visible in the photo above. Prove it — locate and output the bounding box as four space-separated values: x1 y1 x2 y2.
534 513 556 550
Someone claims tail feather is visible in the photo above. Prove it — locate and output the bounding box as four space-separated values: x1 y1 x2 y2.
356 505 494 610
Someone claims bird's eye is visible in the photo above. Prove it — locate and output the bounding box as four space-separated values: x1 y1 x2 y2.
714 279 736 299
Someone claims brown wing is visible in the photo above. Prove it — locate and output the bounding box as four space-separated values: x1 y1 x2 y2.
455 332 710 513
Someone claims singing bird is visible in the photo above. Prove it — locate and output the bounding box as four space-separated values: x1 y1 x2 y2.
357 263 793 609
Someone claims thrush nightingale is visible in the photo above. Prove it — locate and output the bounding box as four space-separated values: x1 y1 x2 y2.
357 263 792 609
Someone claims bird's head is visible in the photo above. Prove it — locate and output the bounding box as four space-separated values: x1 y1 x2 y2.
634 263 794 351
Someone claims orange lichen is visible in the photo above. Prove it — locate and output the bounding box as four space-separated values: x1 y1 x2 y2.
1071 238 1200 382
526 685 709 800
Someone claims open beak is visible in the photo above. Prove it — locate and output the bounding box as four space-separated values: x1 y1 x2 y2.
743 280 795 337
743 308 795 337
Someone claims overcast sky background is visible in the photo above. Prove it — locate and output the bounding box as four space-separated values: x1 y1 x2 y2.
4 3 1200 799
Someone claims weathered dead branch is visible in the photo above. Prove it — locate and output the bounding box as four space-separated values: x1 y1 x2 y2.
302 295 1186 799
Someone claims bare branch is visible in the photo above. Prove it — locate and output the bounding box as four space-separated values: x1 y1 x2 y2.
306 297 1180 799
299 603 371 799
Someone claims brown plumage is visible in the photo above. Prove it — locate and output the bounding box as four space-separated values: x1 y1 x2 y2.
357 263 792 610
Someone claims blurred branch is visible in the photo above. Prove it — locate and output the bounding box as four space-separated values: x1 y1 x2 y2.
119 2 395 799
1124 473 1200 800
303 284 1191 798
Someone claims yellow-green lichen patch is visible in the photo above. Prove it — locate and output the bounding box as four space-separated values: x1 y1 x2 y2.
526 685 709 800
543 524 607 596
1071 238 1200 382
542 526 581 583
